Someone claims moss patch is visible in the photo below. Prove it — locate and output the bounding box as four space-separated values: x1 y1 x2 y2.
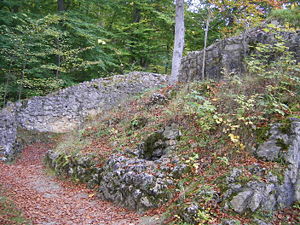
255 125 271 144
279 119 292 135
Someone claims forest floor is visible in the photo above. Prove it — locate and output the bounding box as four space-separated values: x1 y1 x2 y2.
0 143 144 225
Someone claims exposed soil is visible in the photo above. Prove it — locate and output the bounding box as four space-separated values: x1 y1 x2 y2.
0 143 141 225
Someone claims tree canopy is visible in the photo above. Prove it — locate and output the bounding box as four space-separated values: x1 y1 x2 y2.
0 0 297 107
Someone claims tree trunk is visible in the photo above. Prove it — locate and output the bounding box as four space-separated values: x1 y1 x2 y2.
165 44 170 74
129 6 141 65
18 65 25 101
202 15 210 80
56 39 61 78
3 70 10 107
133 7 141 23
170 0 185 84
58 0 65 12
56 0 65 77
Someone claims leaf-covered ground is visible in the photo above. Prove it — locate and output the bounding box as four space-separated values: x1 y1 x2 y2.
0 143 141 225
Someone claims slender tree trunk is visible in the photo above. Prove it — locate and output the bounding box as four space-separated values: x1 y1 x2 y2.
170 0 185 84
133 7 141 23
18 65 25 101
56 0 65 77
165 44 170 74
56 40 61 78
129 6 141 65
202 15 210 80
58 0 65 12
3 70 10 107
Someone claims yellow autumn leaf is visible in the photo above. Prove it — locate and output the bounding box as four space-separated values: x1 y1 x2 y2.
89 193 95 198
239 143 245 150
228 133 239 143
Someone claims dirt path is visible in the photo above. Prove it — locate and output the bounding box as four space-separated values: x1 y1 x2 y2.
0 143 141 225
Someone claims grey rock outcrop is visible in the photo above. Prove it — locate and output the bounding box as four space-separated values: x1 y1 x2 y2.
179 28 299 82
16 72 166 133
99 155 174 212
0 103 18 161
180 204 200 224
45 150 103 188
228 180 278 213
99 124 185 211
0 72 167 160
147 93 168 106
256 124 289 161
222 219 241 225
225 119 300 213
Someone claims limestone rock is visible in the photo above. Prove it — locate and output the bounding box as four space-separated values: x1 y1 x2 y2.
162 123 181 140
45 151 102 187
222 219 241 225
255 124 289 161
0 103 18 161
230 190 253 213
147 93 168 106
224 119 300 214
226 168 242 184
98 127 185 212
180 204 199 224
138 124 181 161
253 219 272 225
98 153 184 212
295 175 300 201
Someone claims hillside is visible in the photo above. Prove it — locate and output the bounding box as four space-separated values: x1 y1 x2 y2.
0 23 300 224
45 45 300 224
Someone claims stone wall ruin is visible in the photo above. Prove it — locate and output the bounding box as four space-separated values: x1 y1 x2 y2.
178 27 299 82
0 72 167 160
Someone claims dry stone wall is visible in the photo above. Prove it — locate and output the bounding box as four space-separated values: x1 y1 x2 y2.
0 72 167 160
179 28 300 82
0 104 19 160
45 124 187 212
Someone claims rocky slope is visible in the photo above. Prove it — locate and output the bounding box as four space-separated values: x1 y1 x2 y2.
45 77 300 224
1 23 299 224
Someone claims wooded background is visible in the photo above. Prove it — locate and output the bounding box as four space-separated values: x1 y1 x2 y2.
0 0 298 107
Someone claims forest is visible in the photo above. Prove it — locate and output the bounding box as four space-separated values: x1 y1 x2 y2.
0 0 298 107
1 1 300 224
